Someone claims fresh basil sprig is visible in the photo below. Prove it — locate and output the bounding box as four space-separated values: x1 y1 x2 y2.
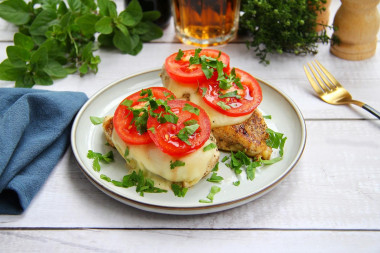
0 0 163 87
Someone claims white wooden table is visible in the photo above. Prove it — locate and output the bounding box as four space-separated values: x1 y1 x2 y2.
1 1 380 252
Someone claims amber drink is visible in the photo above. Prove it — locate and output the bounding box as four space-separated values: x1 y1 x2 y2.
172 0 241 46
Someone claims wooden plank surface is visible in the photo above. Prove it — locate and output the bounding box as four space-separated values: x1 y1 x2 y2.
0 229 379 253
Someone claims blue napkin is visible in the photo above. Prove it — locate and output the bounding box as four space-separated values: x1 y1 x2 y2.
0 88 87 214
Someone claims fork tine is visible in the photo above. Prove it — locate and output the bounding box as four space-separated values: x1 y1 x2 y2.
315 60 342 88
306 62 332 92
304 65 324 96
311 61 334 90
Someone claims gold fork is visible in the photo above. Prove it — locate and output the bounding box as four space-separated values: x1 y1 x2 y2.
304 60 380 119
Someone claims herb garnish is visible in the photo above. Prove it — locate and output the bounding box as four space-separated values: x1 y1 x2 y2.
199 186 221 203
171 183 188 197
170 160 186 170
217 101 231 111
111 170 167 196
90 116 104 125
206 172 224 183
177 124 199 145
183 103 200 115
0 0 163 87
87 150 114 172
266 128 287 157
203 143 217 152
175 49 184 61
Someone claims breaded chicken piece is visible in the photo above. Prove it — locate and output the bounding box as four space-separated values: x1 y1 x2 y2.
102 116 115 148
212 110 272 160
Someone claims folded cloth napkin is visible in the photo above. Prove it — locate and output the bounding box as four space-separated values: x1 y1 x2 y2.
0 88 87 214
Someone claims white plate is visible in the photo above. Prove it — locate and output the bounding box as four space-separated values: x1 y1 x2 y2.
71 68 306 215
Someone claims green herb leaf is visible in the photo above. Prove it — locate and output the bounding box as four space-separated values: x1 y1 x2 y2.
203 143 217 152
199 185 221 203
184 119 198 126
175 49 184 61
207 172 224 183
177 124 199 145
14 33 34 51
263 115 272 119
95 16 113 34
119 0 143 27
0 0 30 25
266 128 287 157
171 184 188 197
118 170 167 196
100 174 112 182
219 90 241 99
233 181 240 186
124 146 129 158
90 116 104 125
170 160 185 170
87 150 114 171
201 87 207 97
183 103 200 115
212 162 219 172
217 101 231 110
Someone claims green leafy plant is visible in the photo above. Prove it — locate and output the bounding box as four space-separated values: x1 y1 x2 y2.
239 0 335 64
0 0 162 87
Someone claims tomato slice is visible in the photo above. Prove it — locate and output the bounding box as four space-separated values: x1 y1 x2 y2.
198 68 262 117
164 49 230 86
113 87 176 145
147 100 211 157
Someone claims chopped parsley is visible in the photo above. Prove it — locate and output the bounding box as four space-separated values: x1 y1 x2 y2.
90 116 104 125
124 147 129 158
177 123 199 145
201 87 207 97
171 183 188 197
183 103 200 115
87 150 114 172
211 162 219 171
184 119 198 126
203 142 217 152
100 174 112 182
266 128 287 157
199 185 221 203
233 181 240 186
170 160 186 170
111 170 167 196
219 90 241 99
263 115 272 119
217 101 231 110
175 49 184 61
206 172 224 183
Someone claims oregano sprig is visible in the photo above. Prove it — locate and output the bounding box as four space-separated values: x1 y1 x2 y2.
0 0 163 87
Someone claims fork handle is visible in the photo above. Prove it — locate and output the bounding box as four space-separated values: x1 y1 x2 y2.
362 104 380 119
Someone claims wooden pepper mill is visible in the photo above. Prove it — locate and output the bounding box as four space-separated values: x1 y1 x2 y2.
330 0 380 60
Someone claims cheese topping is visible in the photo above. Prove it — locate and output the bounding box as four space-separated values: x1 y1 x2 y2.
112 128 219 188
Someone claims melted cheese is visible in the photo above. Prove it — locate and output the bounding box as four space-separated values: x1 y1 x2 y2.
161 68 252 128
112 129 219 188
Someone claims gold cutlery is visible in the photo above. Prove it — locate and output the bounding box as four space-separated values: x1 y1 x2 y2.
304 60 380 119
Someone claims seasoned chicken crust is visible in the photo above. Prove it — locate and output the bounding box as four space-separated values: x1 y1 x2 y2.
211 110 272 160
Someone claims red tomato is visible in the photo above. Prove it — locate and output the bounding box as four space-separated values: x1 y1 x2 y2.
113 87 176 145
164 49 230 87
198 68 262 117
147 100 211 157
